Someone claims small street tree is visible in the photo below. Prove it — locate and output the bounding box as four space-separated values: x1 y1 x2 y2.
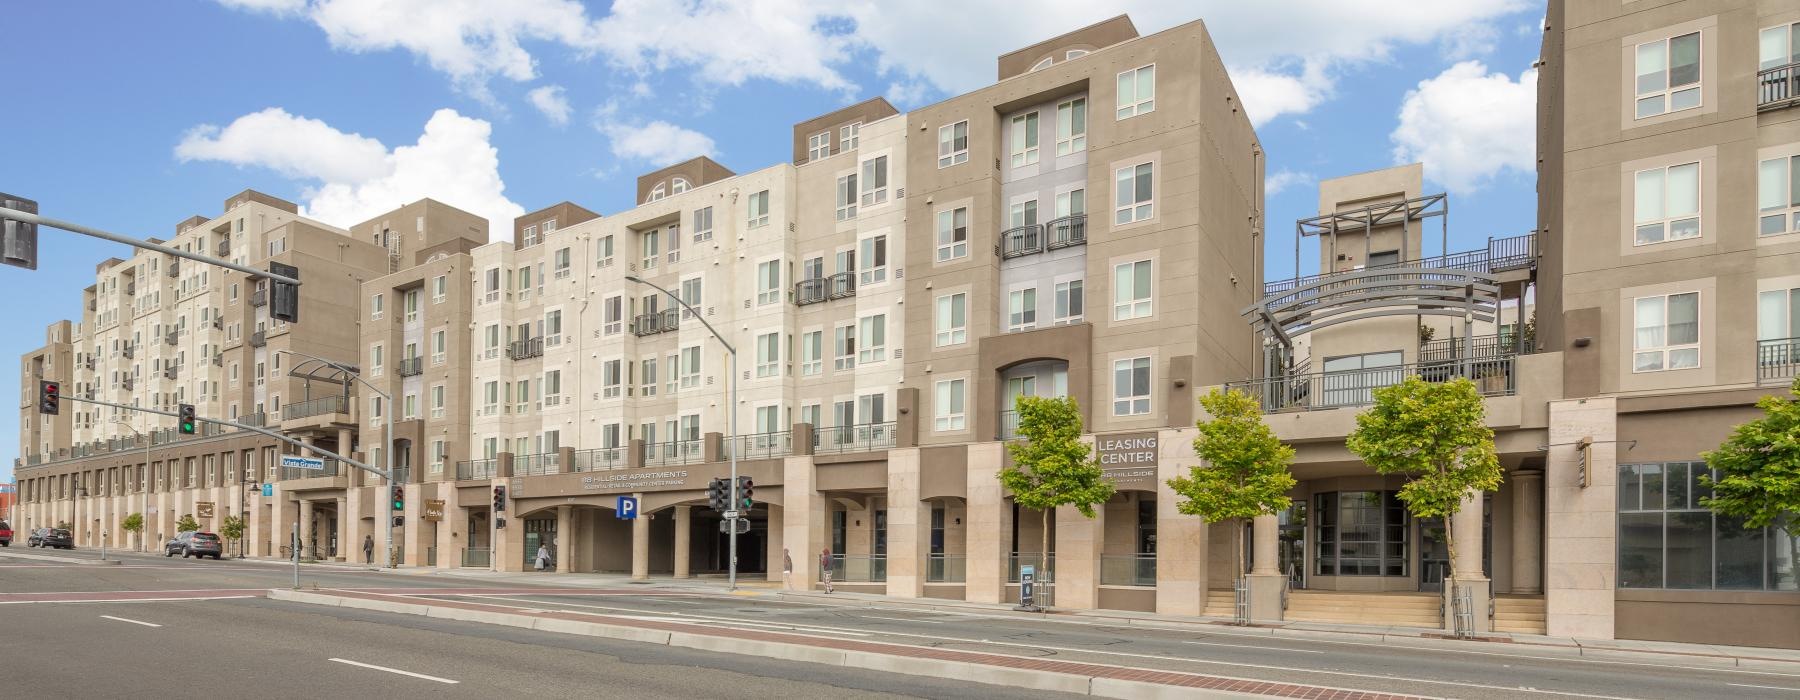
999 395 1115 604
219 515 247 556
1346 377 1502 584
1701 378 1800 580
175 514 201 533
119 512 144 546
1168 389 1296 585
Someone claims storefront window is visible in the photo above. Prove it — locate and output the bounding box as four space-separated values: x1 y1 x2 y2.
1315 491 1407 576
1619 461 1798 590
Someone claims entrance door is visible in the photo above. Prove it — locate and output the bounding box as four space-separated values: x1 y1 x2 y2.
1418 494 1492 592
1278 503 1306 589
523 516 557 570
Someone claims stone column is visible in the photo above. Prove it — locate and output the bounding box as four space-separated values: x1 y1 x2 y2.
673 505 692 578
298 499 315 559
764 505 785 584
1245 513 1285 622
884 448 926 598
556 504 573 573
1053 504 1104 609
1447 489 1491 634
631 494 649 580
782 455 825 590
1546 398 1617 639
1156 429 1207 616
335 496 348 562
964 443 1007 603
1510 470 1544 594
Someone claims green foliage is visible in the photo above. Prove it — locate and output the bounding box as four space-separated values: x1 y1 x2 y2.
55 521 70 530
119 512 144 534
219 515 247 543
1346 376 1502 579
1702 379 1800 534
1168 389 1296 524
999 395 1114 517
175 514 201 533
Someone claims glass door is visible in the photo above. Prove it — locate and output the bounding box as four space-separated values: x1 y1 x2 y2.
523 516 557 571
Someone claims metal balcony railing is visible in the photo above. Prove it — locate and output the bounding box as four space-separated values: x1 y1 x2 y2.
165 331 179 346
239 412 266 428
813 422 896 454
167 259 179 278
282 395 348 421
1226 356 1517 413
631 309 681 336
514 452 561 476
216 240 230 256
456 458 497 481
1263 232 1537 297
729 431 791 460
122 344 134 359
643 439 704 467
794 277 829 306
997 410 1020 441
250 288 267 307
397 357 424 376
507 337 543 360
125 281 135 296
1760 61 1800 112
570 447 625 472
1758 337 1800 387
1000 224 1043 259
162 366 178 380
1418 333 1523 363
827 271 856 300
1046 214 1087 250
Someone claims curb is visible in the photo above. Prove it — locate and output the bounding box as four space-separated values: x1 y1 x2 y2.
0 549 123 565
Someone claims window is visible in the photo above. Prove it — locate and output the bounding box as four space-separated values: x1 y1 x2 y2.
1056 98 1087 155
1008 288 1037 332
836 173 857 221
430 384 445 419
669 180 687 195
1760 287 1800 344
431 330 446 364
553 247 571 278
522 225 538 246
1009 112 1039 167
935 293 966 346
370 293 384 320
602 295 623 336
834 325 855 371
680 346 700 389
646 184 666 203
756 260 781 306
808 131 831 161
665 224 681 263
840 122 859 151
1758 155 1800 236
860 156 888 206
516 378 532 411
596 234 615 267
756 332 780 377
543 370 562 405
1635 33 1701 119
1115 162 1154 225
1113 356 1151 416
602 359 622 398
859 235 887 285
403 393 417 420
692 207 713 243
543 309 563 347
1056 189 1086 218
1618 461 1796 591
679 277 703 318
937 120 969 168
934 379 966 431
430 440 446 474
641 229 660 270
1054 280 1084 325
858 314 886 363
370 344 385 377
665 352 679 395
747 190 770 229
1113 260 1153 320
936 207 968 261
640 357 657 397
1633 162 1700 245
860 392 886 424
402 290 420 323
432 275 446 303
1764 23 1800 71
1314 491 1409 576
801 331 823 376
370 395 384 419
1116 64 1156 119
1633 292 1700 372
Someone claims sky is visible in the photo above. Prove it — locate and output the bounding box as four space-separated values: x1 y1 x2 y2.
0 0 1547 484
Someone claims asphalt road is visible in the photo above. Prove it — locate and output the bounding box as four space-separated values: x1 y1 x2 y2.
7 549 1800 699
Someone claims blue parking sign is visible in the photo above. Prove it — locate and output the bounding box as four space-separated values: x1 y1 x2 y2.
261 483 273 497
617 496 638 520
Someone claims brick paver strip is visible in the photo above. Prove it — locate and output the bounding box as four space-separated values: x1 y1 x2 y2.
316 588 1428 700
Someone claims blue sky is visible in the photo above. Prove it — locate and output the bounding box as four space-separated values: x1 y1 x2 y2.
0 0 1546 483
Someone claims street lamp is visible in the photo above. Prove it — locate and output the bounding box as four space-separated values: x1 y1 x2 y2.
112 417 152 553
625 275 741 590
276 349 396 569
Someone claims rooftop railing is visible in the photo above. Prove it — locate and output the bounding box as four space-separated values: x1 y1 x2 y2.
1226 356 1517 413
1263 233 1536 298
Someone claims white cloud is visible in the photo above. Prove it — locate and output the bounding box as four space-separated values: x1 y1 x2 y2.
1265 170 1314 197
591 0 859 94
305 0 599 99
1439 22 1500 60
1390 61 1537 195
595 116 718 167
527 85 572 126
176 107 525 239
215 0 305 14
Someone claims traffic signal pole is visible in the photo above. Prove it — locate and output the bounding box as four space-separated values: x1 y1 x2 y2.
0 205 300 286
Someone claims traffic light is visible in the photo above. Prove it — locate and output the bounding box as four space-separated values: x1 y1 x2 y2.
706 478 728 512
392 516 404 527
0 193 38 271
736 475 754 510
268 261 299 323
391 485 405 512
36 380 59 415
492 485 507 512
177 403 196 434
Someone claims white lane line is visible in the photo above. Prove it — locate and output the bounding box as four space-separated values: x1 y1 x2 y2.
858 615 943 624
1183 639 1323 654
0 596 255 605
99 615 162 628
328 658 458 684
1728 683 1800 691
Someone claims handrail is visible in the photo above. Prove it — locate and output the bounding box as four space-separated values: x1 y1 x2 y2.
1263 232 1536 297
1000 224 1043 258
1417 333 1522 362
1759 61 1800 111
1046 214 1087 249
1757 337 1800 386
1225 356 1517 413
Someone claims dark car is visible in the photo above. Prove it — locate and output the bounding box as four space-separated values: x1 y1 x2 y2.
29 528 73 549
0 520 12 546
165 531 224 559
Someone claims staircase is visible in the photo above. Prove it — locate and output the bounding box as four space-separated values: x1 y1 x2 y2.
1202 588 1236 618
1283 591 1442 628
1493 595 1547 635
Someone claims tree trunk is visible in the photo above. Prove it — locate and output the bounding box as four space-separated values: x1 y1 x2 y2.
1444 513 1460 585
1040 507 1051 608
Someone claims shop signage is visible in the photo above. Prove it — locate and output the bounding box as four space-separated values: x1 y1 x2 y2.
196 501 215 518
1096 432 1159 488
423 499 445 522
580 469 692 494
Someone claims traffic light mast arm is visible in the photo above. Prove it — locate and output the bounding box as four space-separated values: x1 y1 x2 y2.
55 394 390 480
0 205 301 286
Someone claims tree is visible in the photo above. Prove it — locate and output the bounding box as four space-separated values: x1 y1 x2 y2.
999 395 1115 603
219 515 247 555
119 512 144 542
175 514 201 533
1346 376 1502 583
1701 378 1800 582
1167 389 1296 584
55 521 71 530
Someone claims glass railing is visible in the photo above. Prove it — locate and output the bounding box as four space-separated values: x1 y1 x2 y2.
1100 553 1157 586
456 458 497 481
730 432 791 460
514 452 560 476
926 553 966 583
829 554 888 583
813 422 896 454
571 447 625 472
462 547 490 568
643 439 704 467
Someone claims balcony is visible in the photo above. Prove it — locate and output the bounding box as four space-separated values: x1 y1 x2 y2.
122 344 134 359
729 431 792 460
570 447 625 472
162 366 178 380
125 281 135 296
631 309 681 336
249 331 266 348
1000 224 1043 259
813 422 897 454
211 316 223 331
514 452 561 476
643 439 705 467
165 331 178 346
1758 337 1800 387
507 337 543 360
456 458 497 481
1263 232 1537 298
1760 61 1800 112
282 395 348 421
216 239 230 256
397 357 424 377
1418 333 1526 363
794 272 856 307
250 288 267 307
166 259 179 278
238 412 267 428
1225 356 1517 413
120 377 133 391
1046 214 1087 250
997 410 1020 441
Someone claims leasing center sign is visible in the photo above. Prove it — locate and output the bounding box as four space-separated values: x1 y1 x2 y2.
1096 432 1158 488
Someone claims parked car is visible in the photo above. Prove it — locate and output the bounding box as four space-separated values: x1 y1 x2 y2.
165 531 224 559
29 528 73 549
0 520 12 546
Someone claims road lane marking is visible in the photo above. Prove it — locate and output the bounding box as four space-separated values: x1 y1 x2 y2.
858 614 943 624
1183 640 1324 654
0 596 256 605
99 615 161 627
328 658 458 684
1728 683 1800 691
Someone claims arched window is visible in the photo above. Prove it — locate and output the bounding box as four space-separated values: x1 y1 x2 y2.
1031 56 1054 72
1065 49 1089 60
671 177 690 194
646 184 666 203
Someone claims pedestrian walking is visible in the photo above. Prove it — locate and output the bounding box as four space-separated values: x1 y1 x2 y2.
535 542 552 571
819 547 834 594
362 534 373 565
782 548 794 591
